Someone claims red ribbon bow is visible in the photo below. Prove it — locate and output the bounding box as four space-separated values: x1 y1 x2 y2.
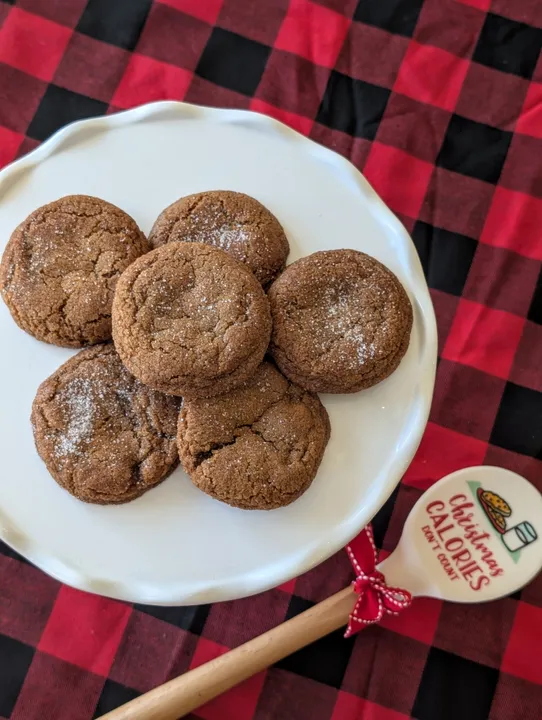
345 525 412 637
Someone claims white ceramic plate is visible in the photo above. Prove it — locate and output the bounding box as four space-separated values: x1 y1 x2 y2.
0 102 436 605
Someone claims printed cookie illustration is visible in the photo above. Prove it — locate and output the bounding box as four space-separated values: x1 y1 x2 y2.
480 490 511 517
474 485 538 555
477 487 509 534
486 505 506 533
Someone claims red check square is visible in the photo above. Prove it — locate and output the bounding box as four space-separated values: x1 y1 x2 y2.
0 556 59 646
364 142 433 218
310 124 372 170
491 673 542 720
380 596 442 645
250 98 313 136
0 127 23 169
414 0 486 58
274 0 350 69
420 168 494 239
492 0 542 28
456 63 529 131
463 244 540 317
481 187 542 261
442 299 524 379
294 549 353 602
38 586 131 676
516 82 542 139
393 41 469 111
431 289 460 355
216 1 290 45
186 75 251 110
500 133 542 199
277 578 297 594
502 602 542 684
16 137 40 160
256 49 330 119
383 485 423 551
10 652 104 720
484 445 542 489
156 0 223 24
335 24 408 89
435 599 517 668
110 611 196 693
256 669 337 719
332 693 409 720
137 4 211 72
431 360 505 441
456 0 491 9
112 53 192 108
54 34 128 104
403 422 487 490
343 631 429 712
204 589 290 647
376 93 451 164
510 321 542 393
0 8 72 82
17 0 88 27
190 638 266 720
0 65 47 135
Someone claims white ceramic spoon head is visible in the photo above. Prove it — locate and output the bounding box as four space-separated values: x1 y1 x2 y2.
378 466 542 602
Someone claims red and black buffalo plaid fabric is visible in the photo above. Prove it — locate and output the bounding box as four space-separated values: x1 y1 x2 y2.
1 0 542 718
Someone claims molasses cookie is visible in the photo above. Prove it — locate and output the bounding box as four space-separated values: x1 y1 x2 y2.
0 195 149 347
268 250 412 393
178 361 330 510
149 190 289 286
112 242 272 398
31 344 180 504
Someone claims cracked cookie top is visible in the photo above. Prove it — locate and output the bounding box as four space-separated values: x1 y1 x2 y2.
112 242 272 398
149 190 289 286
178 361 330 510
0 195 150 347
268 250 413 393
31 343 180 504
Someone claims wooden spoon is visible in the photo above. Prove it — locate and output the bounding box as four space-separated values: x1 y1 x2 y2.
100 466 542 719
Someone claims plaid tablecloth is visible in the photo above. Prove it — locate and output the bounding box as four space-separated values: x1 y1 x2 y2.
1 0 542 718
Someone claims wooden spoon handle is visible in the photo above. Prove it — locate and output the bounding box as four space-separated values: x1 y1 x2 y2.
99 586 356 720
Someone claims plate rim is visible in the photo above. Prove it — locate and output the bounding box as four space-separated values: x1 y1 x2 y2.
0 101 438 604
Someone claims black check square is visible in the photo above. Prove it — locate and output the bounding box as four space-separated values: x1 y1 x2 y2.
353 0 424 37
196 28 271 97
413 648 498 720
0 634 34 717
316 70 390 141
491 382 542 458
0 540 29 563
372 484 400 548
528 268 542 326
436 114 512 184
77 0 153 51
276 596 354 687
93 679 139 718
412 221 477 296
473 12 542 80
133 603 210 635
27 84 108 141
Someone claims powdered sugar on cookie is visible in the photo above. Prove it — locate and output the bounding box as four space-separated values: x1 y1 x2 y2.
31 344 180 504
268 249 413 393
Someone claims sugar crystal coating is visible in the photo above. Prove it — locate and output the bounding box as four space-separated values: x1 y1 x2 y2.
31 344 180 504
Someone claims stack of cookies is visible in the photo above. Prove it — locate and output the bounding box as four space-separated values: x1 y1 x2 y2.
0 190 412 510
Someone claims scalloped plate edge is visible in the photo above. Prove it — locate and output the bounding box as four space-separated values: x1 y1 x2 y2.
0 102 437 604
